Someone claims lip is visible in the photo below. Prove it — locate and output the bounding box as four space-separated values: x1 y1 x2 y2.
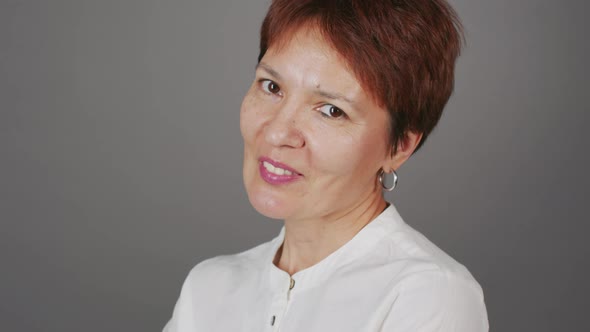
258 157 303 185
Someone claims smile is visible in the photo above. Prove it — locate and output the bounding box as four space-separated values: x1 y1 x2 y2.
262 161 294 175
258 157 302 184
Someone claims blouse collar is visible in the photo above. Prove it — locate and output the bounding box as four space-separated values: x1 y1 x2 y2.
265 203 405 292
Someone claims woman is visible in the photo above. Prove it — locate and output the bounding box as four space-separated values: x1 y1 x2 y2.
165 0 488 331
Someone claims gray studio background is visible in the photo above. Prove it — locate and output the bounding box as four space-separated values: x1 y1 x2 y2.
1 0 588 331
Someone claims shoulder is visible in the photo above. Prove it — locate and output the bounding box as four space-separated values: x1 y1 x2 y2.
371 207 489 330
371 205 481 284
377 223 487 314
163 238 279 331
380 268 489 331
184 237 275 287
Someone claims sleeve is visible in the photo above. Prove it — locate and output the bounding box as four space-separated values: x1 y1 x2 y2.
381 271 489 332
162 269 198 332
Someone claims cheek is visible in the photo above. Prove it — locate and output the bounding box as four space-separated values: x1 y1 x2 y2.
309 126 389 176
308 131 360 173
240 93 261 143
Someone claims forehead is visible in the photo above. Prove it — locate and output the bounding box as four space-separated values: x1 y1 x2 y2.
261 26 364 95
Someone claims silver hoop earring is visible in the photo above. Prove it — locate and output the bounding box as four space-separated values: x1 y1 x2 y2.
379 169 398 192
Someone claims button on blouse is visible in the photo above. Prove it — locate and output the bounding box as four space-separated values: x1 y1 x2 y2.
163 204 489 332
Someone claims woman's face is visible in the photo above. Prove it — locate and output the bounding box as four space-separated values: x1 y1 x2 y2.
240 27 393 222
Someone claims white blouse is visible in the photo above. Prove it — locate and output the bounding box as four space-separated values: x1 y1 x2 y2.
163 204 489 331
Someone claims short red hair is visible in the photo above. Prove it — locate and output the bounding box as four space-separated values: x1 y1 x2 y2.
258 0 463 153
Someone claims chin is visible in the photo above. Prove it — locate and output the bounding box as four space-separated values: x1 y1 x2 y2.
243 158 299 220
245 184 298 220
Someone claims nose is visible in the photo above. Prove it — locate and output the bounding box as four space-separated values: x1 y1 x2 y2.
263 105 305 149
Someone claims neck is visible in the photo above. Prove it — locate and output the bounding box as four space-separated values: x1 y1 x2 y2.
274 193 387 275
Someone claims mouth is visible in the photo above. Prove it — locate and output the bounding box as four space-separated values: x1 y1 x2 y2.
258 157 302 184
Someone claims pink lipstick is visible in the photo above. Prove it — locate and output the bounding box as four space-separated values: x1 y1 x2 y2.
258 157 302 185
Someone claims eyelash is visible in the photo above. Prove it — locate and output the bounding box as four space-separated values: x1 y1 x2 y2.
257 79 348 120
258 79 282 96
317 104 347 120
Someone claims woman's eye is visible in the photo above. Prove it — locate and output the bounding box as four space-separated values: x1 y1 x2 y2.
260 80 281 95
318 104 346 119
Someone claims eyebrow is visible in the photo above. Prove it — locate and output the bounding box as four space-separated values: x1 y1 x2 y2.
315 89 355 106
256 62 361 112
256 62 282 81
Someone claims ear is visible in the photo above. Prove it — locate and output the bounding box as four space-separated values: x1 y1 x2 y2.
383 131 423 172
